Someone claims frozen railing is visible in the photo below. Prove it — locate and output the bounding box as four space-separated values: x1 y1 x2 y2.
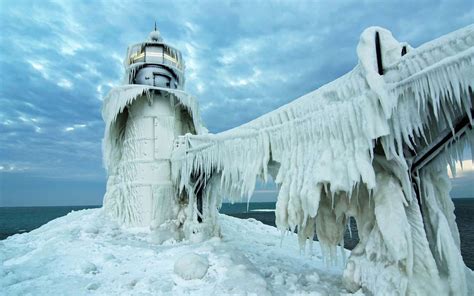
171 25 474 296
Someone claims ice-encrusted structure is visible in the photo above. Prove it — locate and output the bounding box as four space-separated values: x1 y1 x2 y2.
102 30 218 243
171 25 474 294
101 25 473 294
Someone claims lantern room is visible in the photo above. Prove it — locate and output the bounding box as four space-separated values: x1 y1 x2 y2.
124 28 185 90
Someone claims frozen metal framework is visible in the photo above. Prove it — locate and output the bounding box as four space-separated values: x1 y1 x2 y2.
102 25 473 295
171 25 474 295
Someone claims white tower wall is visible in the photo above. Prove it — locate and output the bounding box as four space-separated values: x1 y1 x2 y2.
103 29 205 234
112 93 189 227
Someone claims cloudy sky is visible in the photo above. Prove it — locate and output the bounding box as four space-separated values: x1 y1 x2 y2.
0 0 473 206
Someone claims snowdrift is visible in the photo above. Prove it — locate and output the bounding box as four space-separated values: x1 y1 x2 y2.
1 209 357 295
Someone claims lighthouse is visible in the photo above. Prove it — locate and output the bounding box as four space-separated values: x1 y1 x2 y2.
101 27 208 239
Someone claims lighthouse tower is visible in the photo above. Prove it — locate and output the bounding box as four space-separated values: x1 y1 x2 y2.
102 27 203 235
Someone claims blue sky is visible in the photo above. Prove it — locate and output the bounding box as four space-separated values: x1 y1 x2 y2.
0 0 473 206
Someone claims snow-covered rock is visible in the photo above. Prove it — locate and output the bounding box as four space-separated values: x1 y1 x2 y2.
174 253 209 280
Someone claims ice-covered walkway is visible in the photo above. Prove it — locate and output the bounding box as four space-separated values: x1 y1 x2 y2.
1 209 358 295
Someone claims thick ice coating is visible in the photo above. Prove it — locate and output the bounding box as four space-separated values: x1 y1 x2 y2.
100 25 473 295
102 85 205 174
101 84 211 238
171 25 474 295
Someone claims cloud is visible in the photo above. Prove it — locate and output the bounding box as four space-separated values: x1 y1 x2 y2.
64 124 88 132
0 163 30 172
28 60 50 79
0 0 473 205
58 79 73 89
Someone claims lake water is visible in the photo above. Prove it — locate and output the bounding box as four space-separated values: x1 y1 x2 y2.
1 199 473 268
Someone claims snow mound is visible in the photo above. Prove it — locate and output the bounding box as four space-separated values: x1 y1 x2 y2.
174 253 209 280
0 209 353 295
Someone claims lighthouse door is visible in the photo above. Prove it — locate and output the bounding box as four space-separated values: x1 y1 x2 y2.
153 73 171 88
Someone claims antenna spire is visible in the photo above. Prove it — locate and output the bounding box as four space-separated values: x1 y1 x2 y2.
154 21 157 31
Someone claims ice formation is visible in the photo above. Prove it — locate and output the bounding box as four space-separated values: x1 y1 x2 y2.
102 25 473 295
170 25 474 295
174 253 209 280
1 208 357 295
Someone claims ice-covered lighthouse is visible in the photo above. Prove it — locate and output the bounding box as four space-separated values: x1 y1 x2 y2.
101 26 209 239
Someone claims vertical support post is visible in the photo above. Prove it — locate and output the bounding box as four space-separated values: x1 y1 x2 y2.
191 171 205 223
401 46 407 56
196 187 203 223
375 31 384 75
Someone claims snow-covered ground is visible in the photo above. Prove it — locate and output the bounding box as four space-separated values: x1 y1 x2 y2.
1 209 357 295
